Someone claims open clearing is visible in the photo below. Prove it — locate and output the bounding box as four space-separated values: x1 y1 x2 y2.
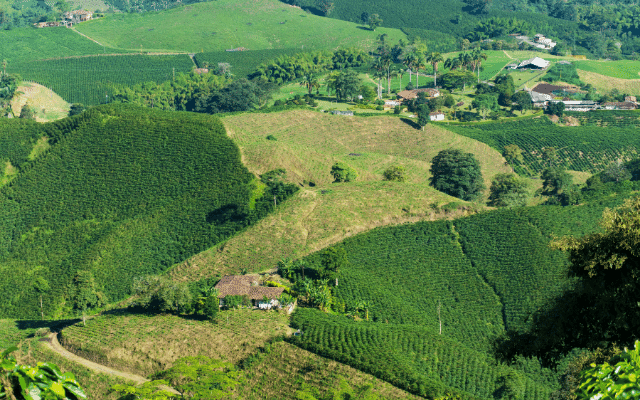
75 0 406 52
60 310 292 376
575 59 640 80
578 69 640 94
10 82 70 122
169 110 512 280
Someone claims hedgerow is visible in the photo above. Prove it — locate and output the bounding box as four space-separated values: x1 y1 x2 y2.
0 104 297 318
194 49 305 79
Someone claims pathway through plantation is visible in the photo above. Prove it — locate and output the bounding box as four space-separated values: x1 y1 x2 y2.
43 333 181 395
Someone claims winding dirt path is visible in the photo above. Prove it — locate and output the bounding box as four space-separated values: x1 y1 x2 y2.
43 333 180 394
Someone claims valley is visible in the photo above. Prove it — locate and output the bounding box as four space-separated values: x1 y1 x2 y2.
3 0 640 399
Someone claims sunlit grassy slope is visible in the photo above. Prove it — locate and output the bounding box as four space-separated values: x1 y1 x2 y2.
170 110 512 280
75 0 406 52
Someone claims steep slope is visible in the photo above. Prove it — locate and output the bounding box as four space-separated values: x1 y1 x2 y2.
291 197 629 399
75 0 406 52
170 110 512 280
0 104 285 318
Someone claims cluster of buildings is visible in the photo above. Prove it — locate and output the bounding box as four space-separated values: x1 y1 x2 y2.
529 83 638 112
33 10 93 28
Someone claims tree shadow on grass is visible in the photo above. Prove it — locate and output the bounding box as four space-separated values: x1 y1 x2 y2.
16 319 80 334
400 117 420 130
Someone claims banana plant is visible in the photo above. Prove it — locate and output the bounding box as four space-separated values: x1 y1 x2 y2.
1 346 87 400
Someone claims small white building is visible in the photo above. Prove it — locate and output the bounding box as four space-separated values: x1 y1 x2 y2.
534 34 557 49
429 112 445 121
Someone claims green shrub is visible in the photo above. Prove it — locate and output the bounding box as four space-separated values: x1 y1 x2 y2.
330 162 357 182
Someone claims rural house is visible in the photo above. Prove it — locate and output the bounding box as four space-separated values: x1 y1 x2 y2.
601 102 638 110
215 275 284 310
429 112 445 121
533 34 557 49
397 88 440 102
517 57 550 70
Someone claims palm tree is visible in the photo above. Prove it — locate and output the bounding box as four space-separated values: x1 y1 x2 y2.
402 51 417 84
380 53 393 95
300 72 320 95
389 67 400 94
412 53 425 89
444 57 461 71
371 58 386 99
473 50 488 83
426 52 444 88
397 68 404 92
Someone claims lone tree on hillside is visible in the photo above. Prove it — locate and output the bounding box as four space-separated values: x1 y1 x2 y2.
429 149 485 201
383 165 406 182
368 14 382 31
331 162 357 182
488 173 530 207
70 270 107 326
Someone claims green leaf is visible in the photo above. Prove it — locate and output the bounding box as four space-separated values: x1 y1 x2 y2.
49 382 65 398
0 347 18 360
62 382 87 400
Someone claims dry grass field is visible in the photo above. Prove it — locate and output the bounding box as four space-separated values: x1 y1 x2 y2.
578 69 640 95
10 82 70 122
169 110 512 280
60 310 292 376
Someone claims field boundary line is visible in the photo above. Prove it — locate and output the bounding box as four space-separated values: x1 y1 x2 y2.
69 28 104 47
43 333 180 395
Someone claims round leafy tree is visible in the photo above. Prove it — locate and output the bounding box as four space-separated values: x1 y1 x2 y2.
331 162 357 183
429 149 485 201
488 173 530 207
383 165 406 182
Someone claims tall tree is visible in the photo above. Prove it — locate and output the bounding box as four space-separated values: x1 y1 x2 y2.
70 270 106 326
472 49 488 83
367 13 382 31
370 58 385 99
402 52 417 84
429 149 485 201
426 52 444 88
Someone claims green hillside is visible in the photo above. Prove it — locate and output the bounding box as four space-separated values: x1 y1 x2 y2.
443 115 640 175
290 196 633 398
575 60 640 79
7 54 195 105
0 104 292 319
74 0 406 52
290 309 556 400
0 118 42 185
0 27 132 64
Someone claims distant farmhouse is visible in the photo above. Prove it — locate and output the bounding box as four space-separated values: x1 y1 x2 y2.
528 82 639 112
533 34 557 50
215 275 285 310
516 57 550 70
397 88 440 102
429 112 445 121
34 10 93 28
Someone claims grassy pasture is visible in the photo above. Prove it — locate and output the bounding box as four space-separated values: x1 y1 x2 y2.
59 310 291 376
75 0 406 53
575 60 640 79
578 69 640 95
10 82 70 122
169 110 512 280
0 27 131 64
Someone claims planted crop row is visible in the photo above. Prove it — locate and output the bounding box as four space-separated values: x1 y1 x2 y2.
8 54 194 105
194 48 304 79
444 117 640 175
0 104 296 318
290 309 555 400
0 119 42 169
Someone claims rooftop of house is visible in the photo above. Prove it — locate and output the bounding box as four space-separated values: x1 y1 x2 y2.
601 101 638 109
532 83 567 95
215 275 285 300
518 57 550 69
397 88 440 100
